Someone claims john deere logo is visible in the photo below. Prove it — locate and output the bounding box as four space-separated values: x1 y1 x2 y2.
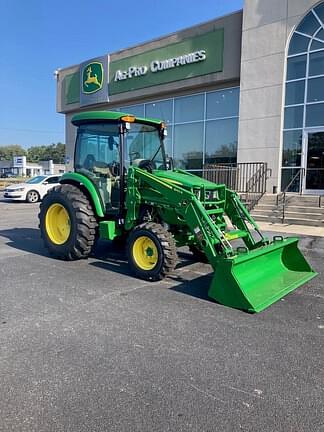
82 62 103 94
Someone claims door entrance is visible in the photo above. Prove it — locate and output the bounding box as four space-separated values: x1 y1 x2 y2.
303 130 324 194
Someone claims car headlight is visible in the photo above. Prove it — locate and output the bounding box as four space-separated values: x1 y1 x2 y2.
13 187 25 192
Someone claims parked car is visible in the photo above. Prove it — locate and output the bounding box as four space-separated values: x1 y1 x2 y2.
0 172 17 178
3 175 61 203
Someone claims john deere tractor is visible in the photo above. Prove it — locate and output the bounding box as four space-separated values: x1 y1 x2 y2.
39 111 317 312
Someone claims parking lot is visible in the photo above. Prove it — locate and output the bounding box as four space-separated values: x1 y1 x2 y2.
0 196 323 432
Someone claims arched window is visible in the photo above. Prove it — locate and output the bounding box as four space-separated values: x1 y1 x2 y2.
282 2 324 193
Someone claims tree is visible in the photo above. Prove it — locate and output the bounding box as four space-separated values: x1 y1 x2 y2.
0 145 27 160
27 143 66 164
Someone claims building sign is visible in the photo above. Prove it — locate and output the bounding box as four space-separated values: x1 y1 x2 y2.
82 62 104 94
80 55 109 107
13 156 26 167
114 50 207 82
109 29 224 95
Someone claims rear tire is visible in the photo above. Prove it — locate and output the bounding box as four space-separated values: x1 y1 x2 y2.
127 222 177 281
39 184 98 260
26 190 39 203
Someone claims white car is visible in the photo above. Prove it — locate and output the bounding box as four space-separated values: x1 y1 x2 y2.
3 175 61 203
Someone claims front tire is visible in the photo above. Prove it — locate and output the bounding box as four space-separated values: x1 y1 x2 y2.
127 222 177 281
26 190 39 203
39 184 98 260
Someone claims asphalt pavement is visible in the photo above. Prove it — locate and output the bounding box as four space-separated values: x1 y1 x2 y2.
0 196 323 432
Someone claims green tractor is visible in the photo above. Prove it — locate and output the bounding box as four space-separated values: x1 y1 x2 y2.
39 111 317 312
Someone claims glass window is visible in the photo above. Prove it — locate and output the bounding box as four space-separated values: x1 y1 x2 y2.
288 33 310 55
281 168 301 192
314 3 324 23
296 12 320 36
284 106 304 129
118 104 144 117
309 51 324 76
75 123 120 170
282 130 303 167
124 123 165 169
316 28 324 41
26 176 47 184
205 118 238 165
307 76 324 102
306 103 324 127
174 94 204 123
310 40 324 51
173 122 204 170
206 88 239 119
163 127 173 157
145 100 173 124
285 80 305 105
46 176 60 184
287 55 307 80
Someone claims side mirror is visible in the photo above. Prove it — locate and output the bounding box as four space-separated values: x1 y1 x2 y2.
165 156 173 170
43 181 48 185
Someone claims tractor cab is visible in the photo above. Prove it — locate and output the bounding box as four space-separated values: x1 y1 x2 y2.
72 111 167 212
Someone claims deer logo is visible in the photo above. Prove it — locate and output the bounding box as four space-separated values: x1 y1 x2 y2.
84 67 100 87
82 62 103 94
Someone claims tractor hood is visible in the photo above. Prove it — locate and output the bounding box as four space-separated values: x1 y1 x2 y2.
152 169 219 190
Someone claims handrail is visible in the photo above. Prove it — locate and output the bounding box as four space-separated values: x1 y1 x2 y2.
202 162 271 211
244 164 271 210
277 168 305 223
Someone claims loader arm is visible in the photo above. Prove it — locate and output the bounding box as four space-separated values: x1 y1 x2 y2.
125 167 265 263
125 167 317 312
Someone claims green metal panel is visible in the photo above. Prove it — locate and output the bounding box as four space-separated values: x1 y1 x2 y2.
60 172 105 217
99 220 120 240
109 29 224 95
64 72 80 105
208 238 317 313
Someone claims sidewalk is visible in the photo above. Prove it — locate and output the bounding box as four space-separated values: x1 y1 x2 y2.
257 221 324 237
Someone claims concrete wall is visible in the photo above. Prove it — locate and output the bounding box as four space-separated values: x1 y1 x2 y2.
238 0 320 192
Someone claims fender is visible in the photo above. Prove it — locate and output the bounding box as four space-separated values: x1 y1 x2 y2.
59 172 105 217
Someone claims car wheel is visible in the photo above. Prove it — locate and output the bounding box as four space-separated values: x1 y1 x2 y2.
26 190 40 203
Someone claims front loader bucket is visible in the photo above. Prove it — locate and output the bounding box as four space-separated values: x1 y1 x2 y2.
208 237 317 313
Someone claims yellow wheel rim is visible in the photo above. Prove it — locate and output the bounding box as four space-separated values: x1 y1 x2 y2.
132 236 158 271
45 203 71 245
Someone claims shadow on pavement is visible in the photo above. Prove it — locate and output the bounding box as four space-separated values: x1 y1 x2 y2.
0 227 48 256
168 273 213 302
0 229 214 302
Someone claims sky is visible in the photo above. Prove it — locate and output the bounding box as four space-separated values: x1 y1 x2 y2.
0 0 243 149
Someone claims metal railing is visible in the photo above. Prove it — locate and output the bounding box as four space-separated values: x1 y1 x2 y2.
276 168 305 223
202 162 271 210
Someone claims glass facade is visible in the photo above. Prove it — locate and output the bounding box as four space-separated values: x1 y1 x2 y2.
282 2 324 190
115 87 240 171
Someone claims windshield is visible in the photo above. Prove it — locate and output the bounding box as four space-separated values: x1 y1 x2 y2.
125 123 165 169
26 176 47 184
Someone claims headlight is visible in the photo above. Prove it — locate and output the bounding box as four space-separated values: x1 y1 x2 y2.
13 187 25 192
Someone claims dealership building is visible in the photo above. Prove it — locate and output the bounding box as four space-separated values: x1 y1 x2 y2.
56 0 324 194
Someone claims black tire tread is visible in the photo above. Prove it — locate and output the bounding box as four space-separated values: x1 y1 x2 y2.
127 222 177 281
39 184 98 260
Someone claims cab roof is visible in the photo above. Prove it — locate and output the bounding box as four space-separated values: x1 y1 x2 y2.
71 111 164 127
